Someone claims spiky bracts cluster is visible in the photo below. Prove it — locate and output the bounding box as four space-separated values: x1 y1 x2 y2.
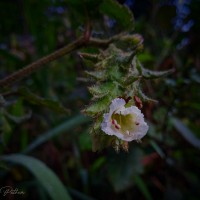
81 34 173 151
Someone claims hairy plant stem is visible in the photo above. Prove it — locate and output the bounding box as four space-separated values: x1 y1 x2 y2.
0 34 122 89
0 36 84 88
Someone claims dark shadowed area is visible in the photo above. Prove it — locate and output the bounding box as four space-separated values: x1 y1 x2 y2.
0 0 200 200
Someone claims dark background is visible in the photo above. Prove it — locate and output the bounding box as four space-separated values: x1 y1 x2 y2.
0 0 200 199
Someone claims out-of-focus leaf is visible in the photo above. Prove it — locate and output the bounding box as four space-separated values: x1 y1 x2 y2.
90 157 106 173
137 53 154 63
190 70 200 83
20 131 29 151
107 147 144 192
18 87 69 114
23 115 90 153
4 110 32 124
91 132 114 152
9 98 24 116
23 0 56 54
134 175 153 200
1 154 72 200
100 0 134 30
0 49 22 64
0 112 12 145
0 95 6 107
172 118 200 150
4 98 31 124
78 130 92 151
153 107 167 122
182 102 200 111
67 187 96 200
150 140 165 158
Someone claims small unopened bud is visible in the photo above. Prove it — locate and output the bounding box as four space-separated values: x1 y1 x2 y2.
134 95 143 109
122 141 129 152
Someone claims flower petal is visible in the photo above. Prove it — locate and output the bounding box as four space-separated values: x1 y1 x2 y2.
101 98 149 142
115 105 140 115
109 98 126 114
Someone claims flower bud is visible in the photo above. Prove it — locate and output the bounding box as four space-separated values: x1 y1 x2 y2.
134 95 143 109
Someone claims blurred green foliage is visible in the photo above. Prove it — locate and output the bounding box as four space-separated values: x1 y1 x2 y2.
0 0 200 200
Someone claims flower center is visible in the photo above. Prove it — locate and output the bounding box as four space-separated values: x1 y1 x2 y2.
111 113 139 135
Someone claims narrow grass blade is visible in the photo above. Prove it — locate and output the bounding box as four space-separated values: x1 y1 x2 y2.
1 154 72 200
23 115 90 153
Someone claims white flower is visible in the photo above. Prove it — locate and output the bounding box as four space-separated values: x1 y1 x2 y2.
101 98 149 141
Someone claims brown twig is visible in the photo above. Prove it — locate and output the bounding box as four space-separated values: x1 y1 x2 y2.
0 33 123 89
0 36 86 88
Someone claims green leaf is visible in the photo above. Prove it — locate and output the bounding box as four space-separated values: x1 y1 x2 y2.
3 98 32 124
137 87 158 103
18 87 69 114
172 118 200 150
1 154 72 200
123 75 140 86
150 140 165 158
23 115 90 153
115 34 143 52
85 70 106 81
84 96 111 116
89 82 113 95
4 110 32 124
107 147 144 192
100 0 134 30
88 82 118 99
142 68 174 79
134 175 153 200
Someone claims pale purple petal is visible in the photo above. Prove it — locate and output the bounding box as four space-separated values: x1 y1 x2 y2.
109 98 126 113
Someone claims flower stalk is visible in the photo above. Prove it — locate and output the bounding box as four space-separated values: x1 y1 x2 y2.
82 33 174 151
